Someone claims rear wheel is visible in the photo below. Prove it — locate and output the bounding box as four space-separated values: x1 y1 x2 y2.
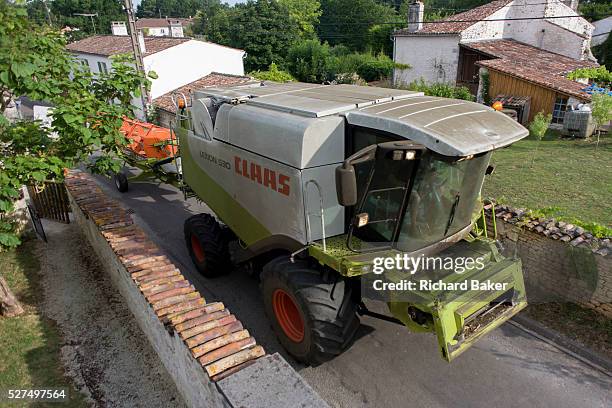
113 172 128 193
261 256 359 365
184 214 230 277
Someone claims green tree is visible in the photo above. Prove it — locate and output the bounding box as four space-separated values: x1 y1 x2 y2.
1 2 151 249
27 0 126 36
528 111 552 167
579 0 612 22
318 0 398 53
278 0 321 38
590 93 612 147
287 39 335 83
136 0 201 18
229 0 300 71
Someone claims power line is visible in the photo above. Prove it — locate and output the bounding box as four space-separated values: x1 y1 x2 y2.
316 14 596 27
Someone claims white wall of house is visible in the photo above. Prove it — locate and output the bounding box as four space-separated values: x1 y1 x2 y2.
143 40 245 99
74 53 112 75
70 39 244 120
142 25 184 37
592 16 612 46
393 35 460 86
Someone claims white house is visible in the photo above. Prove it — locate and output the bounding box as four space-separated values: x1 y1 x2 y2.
393 0 594 87
592 16 612 46
66 31 245 119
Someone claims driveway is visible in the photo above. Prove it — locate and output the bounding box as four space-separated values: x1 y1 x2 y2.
93 174 611 408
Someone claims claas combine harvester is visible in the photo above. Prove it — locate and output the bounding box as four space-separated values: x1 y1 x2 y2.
114 83 529 364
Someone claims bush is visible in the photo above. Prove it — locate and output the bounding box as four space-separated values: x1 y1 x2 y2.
287 39 335 83
529 111 552 140
405 79 475 101
249 63 295 83
355 56 395 82
286 40 407 84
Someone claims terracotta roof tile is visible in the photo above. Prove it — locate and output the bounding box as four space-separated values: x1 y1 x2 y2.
395 0 513 36
66 35 190 57
469 39 598 100
153 72 254 113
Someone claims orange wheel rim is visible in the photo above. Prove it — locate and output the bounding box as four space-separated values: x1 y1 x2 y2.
191 235 205 263
272 289 304 343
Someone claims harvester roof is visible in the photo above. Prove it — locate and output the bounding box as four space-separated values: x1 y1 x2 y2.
196 82 528 156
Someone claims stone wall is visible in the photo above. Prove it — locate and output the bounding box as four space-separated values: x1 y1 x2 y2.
485 204 611 318
64 169 328 408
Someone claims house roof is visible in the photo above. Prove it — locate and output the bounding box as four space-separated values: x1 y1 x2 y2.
66 35 190 57
468 39 598 100
135 18 191 29
394 0 512 36
153 72 254 113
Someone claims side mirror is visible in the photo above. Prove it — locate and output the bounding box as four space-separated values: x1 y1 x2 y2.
485 164 496 175
335 165 357 206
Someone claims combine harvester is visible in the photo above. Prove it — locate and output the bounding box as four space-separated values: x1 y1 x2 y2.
115 83 529 364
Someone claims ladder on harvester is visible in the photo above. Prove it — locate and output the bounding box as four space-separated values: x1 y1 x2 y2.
170 92 196 201
472 201 498 240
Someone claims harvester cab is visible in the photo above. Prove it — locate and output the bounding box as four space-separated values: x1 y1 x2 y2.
174 82 529 364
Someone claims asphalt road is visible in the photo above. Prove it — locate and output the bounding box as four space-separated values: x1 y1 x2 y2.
94 174 611 408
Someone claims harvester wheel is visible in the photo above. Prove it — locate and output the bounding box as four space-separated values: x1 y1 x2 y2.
261 256 359 365
113 172 128 193
184 214 230 277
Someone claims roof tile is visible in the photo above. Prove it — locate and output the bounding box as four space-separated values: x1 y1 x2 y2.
66 35 190 57
395 0 513 36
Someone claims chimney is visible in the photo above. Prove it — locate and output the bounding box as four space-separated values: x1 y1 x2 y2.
562 0 579 11
408 1 425 33
137 29 146 54
111 21 128 36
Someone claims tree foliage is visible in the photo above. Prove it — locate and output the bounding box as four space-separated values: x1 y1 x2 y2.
318 0 398 52
250 62 295 82
194 0 299 71
1 2 151 249
27 0 125 38
279 0 321 38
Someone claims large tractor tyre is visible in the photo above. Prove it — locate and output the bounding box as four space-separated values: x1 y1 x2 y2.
261 256 360 365
184 214 230 277
113 172 128 193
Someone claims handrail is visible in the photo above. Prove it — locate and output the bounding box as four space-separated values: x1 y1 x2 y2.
304 180 326 253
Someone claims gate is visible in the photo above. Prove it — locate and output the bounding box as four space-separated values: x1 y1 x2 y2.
27 182 71 223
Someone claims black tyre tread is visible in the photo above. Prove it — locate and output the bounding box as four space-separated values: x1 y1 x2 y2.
261 256 359 365
184 214 230 277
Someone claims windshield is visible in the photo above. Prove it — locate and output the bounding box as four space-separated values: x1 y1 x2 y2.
397 152 490 252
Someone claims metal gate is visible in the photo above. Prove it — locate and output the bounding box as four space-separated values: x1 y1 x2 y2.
27 182 71 223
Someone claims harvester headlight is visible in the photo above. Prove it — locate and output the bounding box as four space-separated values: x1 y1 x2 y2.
405 150 416 160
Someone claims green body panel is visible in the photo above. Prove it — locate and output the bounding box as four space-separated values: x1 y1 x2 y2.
177 127 271 246
310 237 527 362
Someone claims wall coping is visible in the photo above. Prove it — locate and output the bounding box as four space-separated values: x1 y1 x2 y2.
485 201 611 257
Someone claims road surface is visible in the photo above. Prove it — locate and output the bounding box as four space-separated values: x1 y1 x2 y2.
93 174 611 408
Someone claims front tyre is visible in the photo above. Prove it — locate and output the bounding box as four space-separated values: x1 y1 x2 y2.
184 214 230 277
261 256 359 365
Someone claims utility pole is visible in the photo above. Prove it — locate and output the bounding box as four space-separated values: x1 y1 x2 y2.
42 0 53 25
123 0 149 119
73 13 98 34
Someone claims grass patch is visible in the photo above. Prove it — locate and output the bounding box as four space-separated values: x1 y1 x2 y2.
483 130 612 228
0 239 86 407
524 302 612 360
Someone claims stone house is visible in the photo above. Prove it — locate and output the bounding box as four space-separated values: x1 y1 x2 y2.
392 0 598 124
